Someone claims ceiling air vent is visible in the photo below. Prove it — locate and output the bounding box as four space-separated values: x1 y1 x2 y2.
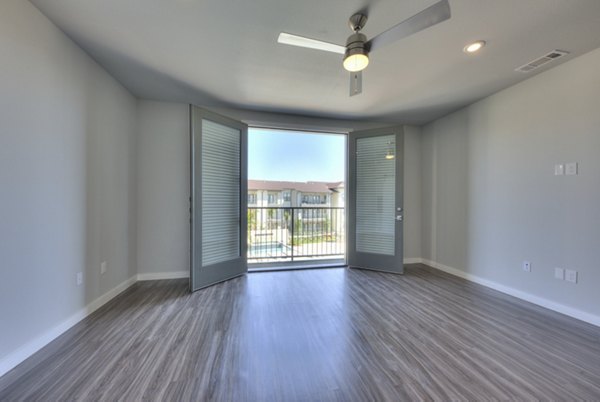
515 50 569 73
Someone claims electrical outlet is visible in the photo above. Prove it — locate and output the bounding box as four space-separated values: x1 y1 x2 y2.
522 261 531 272
76 272 83 286
554 267 565 280
565 162 578 176
100 261 107 275
565 269 578 283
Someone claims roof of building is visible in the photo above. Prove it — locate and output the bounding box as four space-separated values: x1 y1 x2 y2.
248 180 343 193
327 181 344 190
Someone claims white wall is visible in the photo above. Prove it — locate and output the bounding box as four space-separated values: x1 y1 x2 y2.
421 47 600 320
0 0 138 369
137 101 190 277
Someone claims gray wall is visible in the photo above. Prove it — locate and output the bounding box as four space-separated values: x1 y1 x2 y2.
0 0 138 361
421 47 600 317
137 101 190 276
135 102 423 275
403 126 422 260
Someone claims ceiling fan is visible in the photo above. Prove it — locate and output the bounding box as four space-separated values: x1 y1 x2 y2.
277 0 451 96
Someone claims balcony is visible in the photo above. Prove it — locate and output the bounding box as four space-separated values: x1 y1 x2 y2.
248 207 345 265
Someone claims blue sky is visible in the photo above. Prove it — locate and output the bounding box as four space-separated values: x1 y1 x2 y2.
248 128 346 183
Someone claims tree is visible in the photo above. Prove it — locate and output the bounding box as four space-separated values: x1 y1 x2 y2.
248 209 257 231
267 208 275 229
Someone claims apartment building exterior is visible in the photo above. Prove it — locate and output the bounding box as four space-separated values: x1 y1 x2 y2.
248 180 345 208
247 180 346 254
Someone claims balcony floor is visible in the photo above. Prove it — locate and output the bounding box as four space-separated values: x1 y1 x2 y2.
248 257 346 272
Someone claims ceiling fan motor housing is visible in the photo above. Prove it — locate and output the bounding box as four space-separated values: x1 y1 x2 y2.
345 32 368 59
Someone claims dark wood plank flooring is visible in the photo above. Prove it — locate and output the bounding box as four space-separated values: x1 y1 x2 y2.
2 264 600 401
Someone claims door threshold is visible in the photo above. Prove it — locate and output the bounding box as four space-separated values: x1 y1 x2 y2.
248 259 346 273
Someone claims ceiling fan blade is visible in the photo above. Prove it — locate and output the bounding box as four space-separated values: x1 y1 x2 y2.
365 0 451 52
350 71 362 96
278 33 346 54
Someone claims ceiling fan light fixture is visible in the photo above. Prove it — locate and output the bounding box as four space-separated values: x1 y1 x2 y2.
343 52 369 72
464 40 486 54
343 32 369 72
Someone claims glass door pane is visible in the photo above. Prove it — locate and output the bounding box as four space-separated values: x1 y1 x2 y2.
348 126 404 274
202 119 240 266
356 134 395 255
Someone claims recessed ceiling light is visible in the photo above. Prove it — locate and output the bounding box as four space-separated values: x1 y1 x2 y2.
464 40 486 54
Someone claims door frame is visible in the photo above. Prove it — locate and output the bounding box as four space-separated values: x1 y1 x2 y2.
347 126 404 274
189 105 248 291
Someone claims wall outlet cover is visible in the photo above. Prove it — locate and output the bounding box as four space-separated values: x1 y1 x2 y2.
565 269 578 283
100 261 107 275
76 272 83 286
566 162 578 176
554 164 565 176
554 267 565 280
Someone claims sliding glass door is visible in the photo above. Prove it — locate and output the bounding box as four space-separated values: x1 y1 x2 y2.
190 106 248 291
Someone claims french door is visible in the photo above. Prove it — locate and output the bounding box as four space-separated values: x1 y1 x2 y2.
348 126 404 274
190 106 248 291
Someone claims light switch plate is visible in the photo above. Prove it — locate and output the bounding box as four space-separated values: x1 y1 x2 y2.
522 261 531 272
566 162 578 176
100 261 107 275
554 164 565 176
565 269 578 283
554 267 564 280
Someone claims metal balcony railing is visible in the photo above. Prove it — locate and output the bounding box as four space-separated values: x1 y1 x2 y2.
247 207 345 263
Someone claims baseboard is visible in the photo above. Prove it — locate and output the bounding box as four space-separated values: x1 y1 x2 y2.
0 275 137 378
137 271 189 281
420 259 600 328
140 264 432 278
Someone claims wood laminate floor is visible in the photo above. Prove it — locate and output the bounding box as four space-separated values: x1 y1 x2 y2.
1 264 600 401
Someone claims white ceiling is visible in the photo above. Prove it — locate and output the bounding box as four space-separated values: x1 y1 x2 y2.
31 0 600 125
